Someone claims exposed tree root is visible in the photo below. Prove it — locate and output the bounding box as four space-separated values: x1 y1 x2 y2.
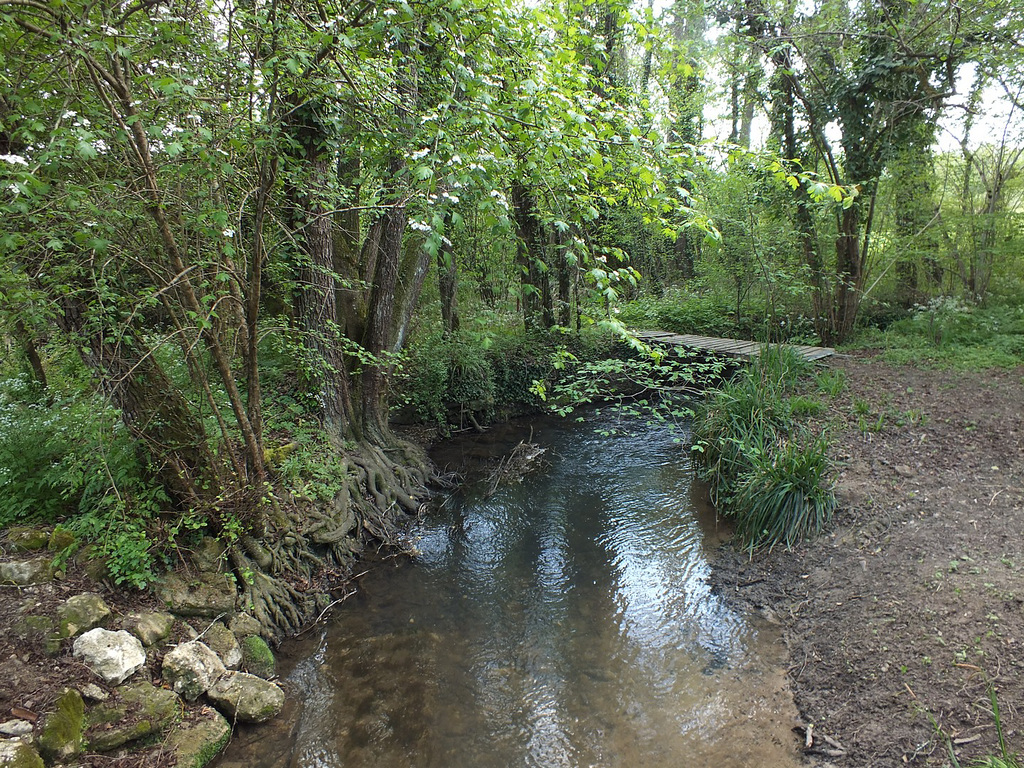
225 437 431 641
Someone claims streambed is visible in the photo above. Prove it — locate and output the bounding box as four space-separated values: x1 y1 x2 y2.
217 415 800 767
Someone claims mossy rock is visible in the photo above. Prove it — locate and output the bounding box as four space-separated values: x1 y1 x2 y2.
240 635 276 679
6 526 51 552
85 681 181 752
124 611 176 647
0 739 45 768
206 672 284 723
74 545 110 583
12 613 64 657
56 593 111 639
189 537 227 573
163 707 231 768
203 622 241 669
0 558 53 586
48 527 76 552
158 573 237 618
38 688 85 762
13 613 53 640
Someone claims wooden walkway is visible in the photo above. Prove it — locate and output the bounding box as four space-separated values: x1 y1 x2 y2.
634 329 835 362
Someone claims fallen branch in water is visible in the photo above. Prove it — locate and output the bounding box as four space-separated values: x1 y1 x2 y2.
485 440 548 498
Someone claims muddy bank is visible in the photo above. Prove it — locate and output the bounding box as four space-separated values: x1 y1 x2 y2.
710 352 1024 766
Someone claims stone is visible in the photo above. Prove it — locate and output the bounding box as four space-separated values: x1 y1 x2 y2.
38 688 85 762
13 613 53 640
73 628 146 685
239 635 276 679
158 573 237 618
56 593 111 639
6 526 50 552
85 681 180 752
161 642 226 702
163 707 231 768
0 719 33 737
79 683 109 702
202 622 241 669
226 612 263 639
0 559 52 586
47 528 76 552
190 537 226 573
74 545 110 583
206 672 284 723
0 738 44 768
124 611 176 647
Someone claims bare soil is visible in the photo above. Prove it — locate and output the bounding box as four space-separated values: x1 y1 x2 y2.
711 351 1024 766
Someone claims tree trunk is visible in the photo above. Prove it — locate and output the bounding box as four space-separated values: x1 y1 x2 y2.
832 204 864 344
511 181 547 332
439 239 460 337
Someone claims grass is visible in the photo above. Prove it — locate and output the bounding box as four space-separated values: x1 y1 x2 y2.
691 346 836 551
940 681 1021 768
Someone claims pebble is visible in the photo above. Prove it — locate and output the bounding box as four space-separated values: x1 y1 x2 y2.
80 683 109 702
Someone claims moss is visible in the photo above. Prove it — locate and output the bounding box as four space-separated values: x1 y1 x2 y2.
240 635 276 679
191 725 231 768
48 526 77 552
38 688 85 762
7 526 51 551
164 710 231 768
85 682 181 752
0 742 45 768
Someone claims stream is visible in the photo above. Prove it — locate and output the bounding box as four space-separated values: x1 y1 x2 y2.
216 414 801 767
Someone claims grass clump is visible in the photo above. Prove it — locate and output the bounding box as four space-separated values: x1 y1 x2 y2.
691 346 836 552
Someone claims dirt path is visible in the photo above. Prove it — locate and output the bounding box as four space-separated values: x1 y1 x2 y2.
711 352 1024 766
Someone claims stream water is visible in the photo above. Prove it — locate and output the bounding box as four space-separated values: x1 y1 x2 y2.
216 415 801 768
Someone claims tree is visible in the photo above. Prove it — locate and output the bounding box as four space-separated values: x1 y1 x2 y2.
726 0 1024 341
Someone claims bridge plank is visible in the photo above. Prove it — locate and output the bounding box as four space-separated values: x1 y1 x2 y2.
633 330 835 362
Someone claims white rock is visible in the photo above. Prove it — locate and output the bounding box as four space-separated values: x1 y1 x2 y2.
161 641 226 701
73 628 146 685
0 718 33 737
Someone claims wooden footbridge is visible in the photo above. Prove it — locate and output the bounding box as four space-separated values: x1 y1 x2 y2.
634 329 835 362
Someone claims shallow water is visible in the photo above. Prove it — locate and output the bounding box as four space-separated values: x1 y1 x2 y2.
217 415 800 768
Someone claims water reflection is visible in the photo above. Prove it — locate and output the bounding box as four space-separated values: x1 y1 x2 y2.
217 415 799 768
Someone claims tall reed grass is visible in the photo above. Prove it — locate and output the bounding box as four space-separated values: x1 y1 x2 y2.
691 346 836 551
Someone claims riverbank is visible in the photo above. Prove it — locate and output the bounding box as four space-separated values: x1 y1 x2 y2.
710 351 1024 766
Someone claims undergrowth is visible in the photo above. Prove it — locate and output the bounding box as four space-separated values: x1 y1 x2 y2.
690 346 836 551
0 374 166 587
847 300 1024 370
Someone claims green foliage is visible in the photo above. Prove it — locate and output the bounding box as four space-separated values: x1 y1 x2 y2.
0 375 165 587
731 434 836 551
939 678 1021 768
815 368 848 398
618 288 737 337
396 330 497 426
691 347 835 551
527 324 726 435
788 394 825 417
617 286 819 344
846 301 1024 369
